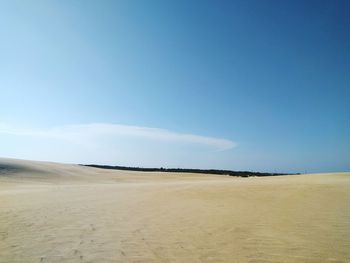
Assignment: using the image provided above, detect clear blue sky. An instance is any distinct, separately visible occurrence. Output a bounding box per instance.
[1,0,349,173]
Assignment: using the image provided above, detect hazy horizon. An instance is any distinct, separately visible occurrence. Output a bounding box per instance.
[1,0,349,173]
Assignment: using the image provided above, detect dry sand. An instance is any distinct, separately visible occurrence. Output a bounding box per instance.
[0,158,349,263]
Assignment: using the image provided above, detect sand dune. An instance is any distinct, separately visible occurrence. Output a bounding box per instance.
[0,158,349,262]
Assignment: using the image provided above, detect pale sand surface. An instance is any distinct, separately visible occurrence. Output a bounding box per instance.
[1,158,349,262]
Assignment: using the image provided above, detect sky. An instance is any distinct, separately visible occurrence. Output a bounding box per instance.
[0,0,349,173]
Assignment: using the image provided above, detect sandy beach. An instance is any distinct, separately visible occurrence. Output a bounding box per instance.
[1,158,349,262]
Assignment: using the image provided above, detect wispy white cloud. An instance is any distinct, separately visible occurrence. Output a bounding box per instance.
[0,123,236,151]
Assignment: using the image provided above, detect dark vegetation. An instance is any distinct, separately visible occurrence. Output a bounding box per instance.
[82,164,298,177]
[0,165,18,175]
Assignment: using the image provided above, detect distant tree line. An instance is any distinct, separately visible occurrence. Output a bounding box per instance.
[81,164,298,177]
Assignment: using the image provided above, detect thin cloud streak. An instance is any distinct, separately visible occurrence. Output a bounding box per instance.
[0,123,237,151]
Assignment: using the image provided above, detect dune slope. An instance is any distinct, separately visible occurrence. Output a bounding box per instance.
[1,158,349,262]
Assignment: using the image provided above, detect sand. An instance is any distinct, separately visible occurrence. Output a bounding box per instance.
[0,158,349,262]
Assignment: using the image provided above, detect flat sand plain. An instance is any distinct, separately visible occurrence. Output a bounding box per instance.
[1,158,349,263]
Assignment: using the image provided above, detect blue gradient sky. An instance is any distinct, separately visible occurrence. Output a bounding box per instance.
[1,0,349,172]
